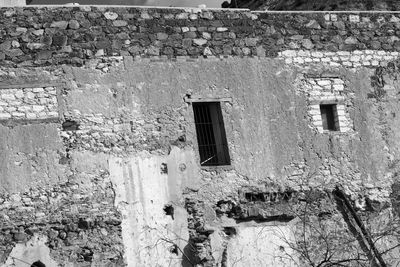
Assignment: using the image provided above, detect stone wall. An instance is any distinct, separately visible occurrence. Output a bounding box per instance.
[3,8,400,65]
[0,86,58,120]
[1,5,400,267]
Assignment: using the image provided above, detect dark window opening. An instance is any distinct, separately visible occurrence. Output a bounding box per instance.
[193,102,230,166]
[31,261,46,267]
[320,104,339,131]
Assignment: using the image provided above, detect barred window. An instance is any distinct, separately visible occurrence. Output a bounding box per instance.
[192,102,230,166]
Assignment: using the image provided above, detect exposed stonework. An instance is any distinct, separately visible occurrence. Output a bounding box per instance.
[3,8,400,64]
[0,86,58,120]
[278,50,400,67]
[1,5,400,267]
[299,77,353,133]
[222,0,400,11]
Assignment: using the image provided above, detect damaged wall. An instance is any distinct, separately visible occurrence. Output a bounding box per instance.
[1,5,400,267]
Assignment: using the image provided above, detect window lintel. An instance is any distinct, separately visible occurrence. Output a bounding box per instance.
[184,96,232,103]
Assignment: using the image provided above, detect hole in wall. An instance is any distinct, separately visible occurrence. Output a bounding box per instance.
[163,204,174,220]
[178,135,186,142]
[160,163,168,174]
[245,192,265,202]
[179,163,186,172]
[169,244,179,255]
[62,120,79,131]
[318,211,332,218]
[31,261,46,267]
[80,247,93,262]
[78,218,91,229]
[244,191,294,202]
[222,227,237,236]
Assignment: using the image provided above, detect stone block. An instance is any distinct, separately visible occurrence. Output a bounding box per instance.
[202,32,211,40]
[305,19,321,29]
[256,46,265,57]
[284,58,293,64]
[193,39,207,46]
[293,57,304,64]
[104,11,118,20]
[48,112,59,117]
[32,105,45,112]
[36,51,53,60]
[350,55,361,62]
[1,94,15,101]
[298,50,311,57]
[0,113,11,119]
[333,84,344,91]
[50,21,68,29]
[349,15,360,23]
[69,19,80,29]
[31,29,44,36]
[309,109,320,115]
[52,36,68,47]
[345,37,358,45]
[311,51,323,58]
[5,49,24,58]
[302,39,314,49]
[146,46,160,56]
[281,50,296,57]
[176,13,189,20]
[156,33,169,40]
[113,20,128,27]
[11,112,25,118]
[316,80,331,86]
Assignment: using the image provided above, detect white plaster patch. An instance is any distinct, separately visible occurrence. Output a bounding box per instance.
[222,225,298,267]
[109,147,198,267]
[3,235,59,267]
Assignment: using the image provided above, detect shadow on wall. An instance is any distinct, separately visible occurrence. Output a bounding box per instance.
[182,243,197,267]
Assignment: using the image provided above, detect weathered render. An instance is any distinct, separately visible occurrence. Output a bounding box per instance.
[1,5,400,267]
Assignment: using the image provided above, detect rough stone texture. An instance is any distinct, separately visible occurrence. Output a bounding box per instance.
[299,77,353,133]
[1,5,400,267]
[222,0,400,11]
[3,7,400,64]
[0,169,124,266]
[278,49,400,68]
[0,86,58,120]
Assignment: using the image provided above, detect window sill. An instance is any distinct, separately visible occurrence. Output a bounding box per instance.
[200,165,234,171]
[322,130,349,134]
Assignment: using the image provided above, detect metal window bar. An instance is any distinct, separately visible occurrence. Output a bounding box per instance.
[193,102,230,166]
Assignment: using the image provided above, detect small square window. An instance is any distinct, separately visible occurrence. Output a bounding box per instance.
[320,104,339,131]
[192,102,231,166]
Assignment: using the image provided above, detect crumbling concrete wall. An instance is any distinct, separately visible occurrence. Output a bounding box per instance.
[1,6,400,267]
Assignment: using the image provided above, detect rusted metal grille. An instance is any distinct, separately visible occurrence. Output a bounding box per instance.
[193,102,230,166]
